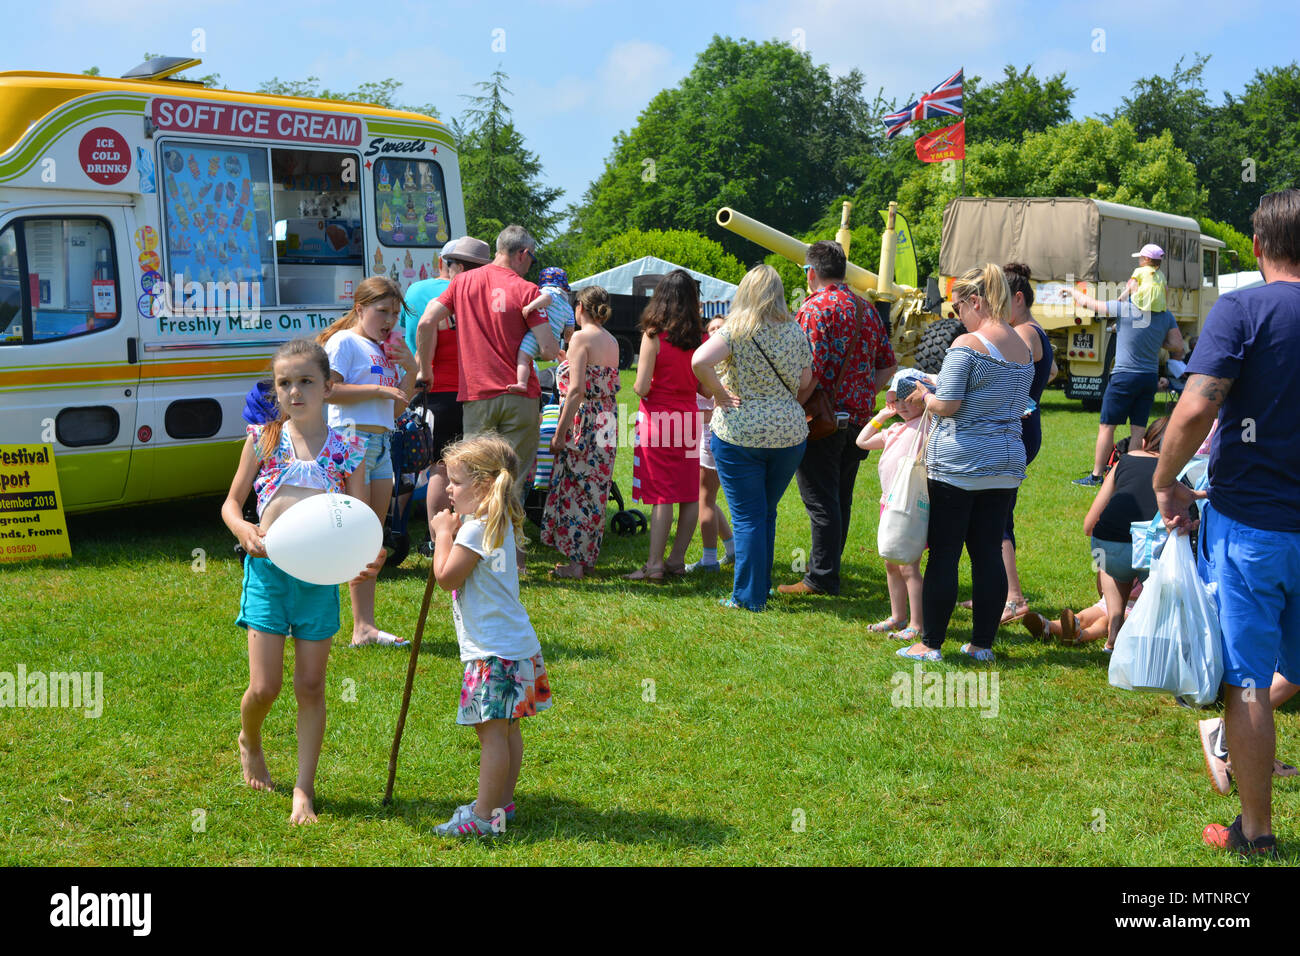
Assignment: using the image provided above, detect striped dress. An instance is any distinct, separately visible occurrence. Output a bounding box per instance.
[926,346,1034,490]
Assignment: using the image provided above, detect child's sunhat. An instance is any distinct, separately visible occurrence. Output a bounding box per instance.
[1132,243,1164,260]
[539,266,570,293]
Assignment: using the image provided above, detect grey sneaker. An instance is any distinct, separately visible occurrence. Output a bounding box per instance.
[720,549,735,566]
[434,803,498,838]
[685,559,722,573]
[1072,474,1104,487]
[456,801,515,823]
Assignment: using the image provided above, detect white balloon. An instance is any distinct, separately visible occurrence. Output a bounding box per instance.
[263,493,383,585]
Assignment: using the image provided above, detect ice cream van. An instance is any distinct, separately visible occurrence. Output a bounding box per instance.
[0,57,465,512]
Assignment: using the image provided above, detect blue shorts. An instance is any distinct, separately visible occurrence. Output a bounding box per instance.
[1199,502,1300,688]
[235,556,339,642]
[1091,535,1148,585]
[1100,371,1158,428]
[360,430,394,482]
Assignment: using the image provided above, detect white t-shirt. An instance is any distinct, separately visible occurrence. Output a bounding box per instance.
[324,329,402,430]
[451,516,540,663]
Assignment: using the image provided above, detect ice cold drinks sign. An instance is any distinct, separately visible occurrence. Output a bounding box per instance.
[148,98,363,146]
[78,127,130,185]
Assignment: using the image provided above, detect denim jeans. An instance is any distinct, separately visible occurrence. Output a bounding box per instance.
[711,435,806,611]
[793,428,869,594]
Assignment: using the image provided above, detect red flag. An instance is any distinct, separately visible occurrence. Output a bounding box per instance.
[914,120,966,163]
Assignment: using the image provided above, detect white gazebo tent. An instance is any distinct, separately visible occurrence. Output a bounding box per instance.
[571,256,739,316]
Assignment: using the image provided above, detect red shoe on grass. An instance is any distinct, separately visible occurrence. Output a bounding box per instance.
[1202,815,1278,859]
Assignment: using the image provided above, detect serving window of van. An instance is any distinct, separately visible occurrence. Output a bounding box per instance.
[373,158,449,249]
[157,141,364,309]
[0,218,121,345]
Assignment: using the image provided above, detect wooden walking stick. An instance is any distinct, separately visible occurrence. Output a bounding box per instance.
[383,554,440,805]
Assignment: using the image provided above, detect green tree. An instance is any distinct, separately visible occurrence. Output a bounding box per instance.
[963,64,1075,143]
[1200,218,1258,272]
[894,118,1206,279]
[572,36,877,261]
[1221,63,1300,231]
[453,70,563,244]
[571,229,745,285]
[256,75,438,118]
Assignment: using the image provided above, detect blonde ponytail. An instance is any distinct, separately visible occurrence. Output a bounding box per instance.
[442,434,528,554]
[952,263,1011,324]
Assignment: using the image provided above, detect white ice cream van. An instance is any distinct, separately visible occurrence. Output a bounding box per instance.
[0,57,464,511]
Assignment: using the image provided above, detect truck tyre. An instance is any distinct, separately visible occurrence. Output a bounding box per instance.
[916,317,963,374]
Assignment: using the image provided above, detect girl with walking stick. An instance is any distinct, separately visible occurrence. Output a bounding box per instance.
[429,435,552,837]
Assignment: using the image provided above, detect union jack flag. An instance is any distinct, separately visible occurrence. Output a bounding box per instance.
[881,68,964,139]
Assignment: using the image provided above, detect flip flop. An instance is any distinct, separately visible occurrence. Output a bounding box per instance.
[889,625,921,642]
[1000,600,1029,624]
[1057,609,1080,646]
[1022,612,1051,642]
[352,631,410,648]
[868,617,905,633]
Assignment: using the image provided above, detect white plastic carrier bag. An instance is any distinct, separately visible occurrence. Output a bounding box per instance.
[877,410,932,565]
[1108,531,1223,706]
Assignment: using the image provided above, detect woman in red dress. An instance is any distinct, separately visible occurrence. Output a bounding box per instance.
[625,270,705,581]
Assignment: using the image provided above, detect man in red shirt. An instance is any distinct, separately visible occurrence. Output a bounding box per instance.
[416,225,558,569]
[779,240,897,596]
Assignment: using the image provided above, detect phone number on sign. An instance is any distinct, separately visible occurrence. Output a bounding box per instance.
[4,544,37,555]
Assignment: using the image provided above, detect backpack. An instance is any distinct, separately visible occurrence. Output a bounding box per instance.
[390,389,436,475]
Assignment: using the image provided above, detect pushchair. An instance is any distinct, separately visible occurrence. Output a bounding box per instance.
[523,365,646,537]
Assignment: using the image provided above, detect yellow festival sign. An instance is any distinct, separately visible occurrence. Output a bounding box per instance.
[0,445,71,562]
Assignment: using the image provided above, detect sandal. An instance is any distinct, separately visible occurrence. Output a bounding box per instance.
[351,630,410,648]
[623,564,664,582]
[1021,612,1049,641]
[1057,609,1080,646]
[868,617,905,633]
[665,561,687,577]
[1000,599,1029,624]
[889,625,920,642]
[550,564,584,579]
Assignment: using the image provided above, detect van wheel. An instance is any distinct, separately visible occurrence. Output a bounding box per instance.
[916,317,963,374]
[617,336,635,370]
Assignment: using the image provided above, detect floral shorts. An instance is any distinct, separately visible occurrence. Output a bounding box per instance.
[457,653,552,725]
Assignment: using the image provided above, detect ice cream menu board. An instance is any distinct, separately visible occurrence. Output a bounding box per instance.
[161,145,267,296]
[375,159,449,248]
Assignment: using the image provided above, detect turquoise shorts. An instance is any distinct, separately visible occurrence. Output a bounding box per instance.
[235,556,339,642]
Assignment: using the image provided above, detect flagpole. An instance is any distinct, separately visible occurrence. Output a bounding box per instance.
[961,66,966,197]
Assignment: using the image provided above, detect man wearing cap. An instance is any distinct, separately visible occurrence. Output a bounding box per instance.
[1070,243,1186,486]
[1153,189,1300,857]
[415,225,558,571]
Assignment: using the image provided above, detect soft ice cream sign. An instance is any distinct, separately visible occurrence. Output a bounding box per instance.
[148,98,363,146]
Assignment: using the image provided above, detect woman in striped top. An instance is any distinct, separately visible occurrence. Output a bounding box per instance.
[898,264,1034,662]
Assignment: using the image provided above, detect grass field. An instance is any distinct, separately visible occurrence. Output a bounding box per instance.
[0,377,1289,866]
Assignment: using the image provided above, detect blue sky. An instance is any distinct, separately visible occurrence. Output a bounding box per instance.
[9,0,1299,226]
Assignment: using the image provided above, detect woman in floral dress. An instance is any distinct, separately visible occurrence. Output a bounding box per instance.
[542,286,622,579]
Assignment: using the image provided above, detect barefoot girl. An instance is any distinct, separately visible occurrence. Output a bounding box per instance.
[221,338,380,824]
[430,435,552,837]
[318,276,417,646]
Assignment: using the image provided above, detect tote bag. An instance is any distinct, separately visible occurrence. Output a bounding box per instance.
[877,411,932,564]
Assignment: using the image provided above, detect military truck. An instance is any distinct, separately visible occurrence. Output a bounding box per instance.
[716,197,1225,411]
[937,198,1225,409]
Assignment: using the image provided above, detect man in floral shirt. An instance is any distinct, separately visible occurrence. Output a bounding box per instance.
[779,241,897,597]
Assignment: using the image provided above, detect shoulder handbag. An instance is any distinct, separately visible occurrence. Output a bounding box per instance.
[389,389,436,475]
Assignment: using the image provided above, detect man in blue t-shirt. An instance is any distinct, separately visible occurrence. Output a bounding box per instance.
[1155,189,1300,859]
[1070,280,1185,485]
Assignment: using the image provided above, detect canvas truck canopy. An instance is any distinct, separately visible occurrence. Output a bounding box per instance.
[940,198,1206,289]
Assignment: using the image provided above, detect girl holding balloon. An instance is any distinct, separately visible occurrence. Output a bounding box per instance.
[221,337,382,825]
[429,434,552,838]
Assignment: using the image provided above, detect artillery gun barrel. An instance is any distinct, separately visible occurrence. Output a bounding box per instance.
[715,207,880,294]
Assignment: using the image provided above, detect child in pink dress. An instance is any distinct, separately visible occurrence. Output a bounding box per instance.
[857,375,932,642]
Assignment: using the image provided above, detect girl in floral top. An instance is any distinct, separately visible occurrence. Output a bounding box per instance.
[221,338,377,825]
